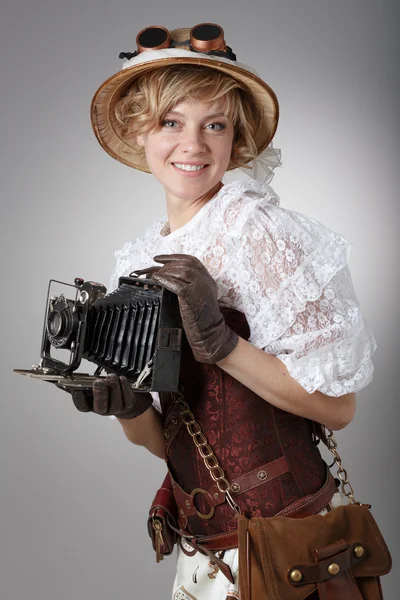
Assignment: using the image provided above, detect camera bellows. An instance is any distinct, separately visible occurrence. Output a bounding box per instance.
[85,288,160,377]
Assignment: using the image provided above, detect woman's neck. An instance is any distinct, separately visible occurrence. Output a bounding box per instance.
[165,181,223,234]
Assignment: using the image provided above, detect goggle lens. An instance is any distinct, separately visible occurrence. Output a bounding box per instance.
[137,26,169,49]
[191,24,221,42]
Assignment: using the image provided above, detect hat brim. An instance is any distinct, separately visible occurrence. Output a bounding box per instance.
[91,54,279,172]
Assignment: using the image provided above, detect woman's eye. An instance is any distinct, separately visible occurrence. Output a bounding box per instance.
[161,119,178,128]
[206,122,225,131]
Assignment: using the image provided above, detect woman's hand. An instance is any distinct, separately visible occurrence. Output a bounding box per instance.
[57,373,153,419]
[151,253,239,364]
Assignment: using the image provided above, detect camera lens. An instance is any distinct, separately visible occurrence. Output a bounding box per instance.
[48,310,64,337]
[46,296,77,350]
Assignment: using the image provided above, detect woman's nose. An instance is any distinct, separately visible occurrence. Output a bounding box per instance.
[181,128,207,154]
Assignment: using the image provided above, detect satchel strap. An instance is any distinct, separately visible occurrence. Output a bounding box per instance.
[323,427,358,504]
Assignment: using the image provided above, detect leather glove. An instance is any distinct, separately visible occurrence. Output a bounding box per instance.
[150,253,239,364]
[57,373,153,419]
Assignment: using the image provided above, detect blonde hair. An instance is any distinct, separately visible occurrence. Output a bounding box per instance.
[114,64,263,170]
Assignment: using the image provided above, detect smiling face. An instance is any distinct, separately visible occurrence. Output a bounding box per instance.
[136,98,234,205]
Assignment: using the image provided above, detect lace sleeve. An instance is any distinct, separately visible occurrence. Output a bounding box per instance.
[108,240,138,292]
[233,198,377,396]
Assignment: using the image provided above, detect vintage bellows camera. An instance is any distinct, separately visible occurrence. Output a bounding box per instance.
[14,272,183,392]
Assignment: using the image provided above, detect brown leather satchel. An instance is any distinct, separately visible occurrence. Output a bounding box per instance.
[235,422,392,599]
[148,389,392,599]
[237,503,392,600]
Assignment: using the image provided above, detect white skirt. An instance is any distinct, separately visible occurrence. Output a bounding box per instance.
[171,491,348,600]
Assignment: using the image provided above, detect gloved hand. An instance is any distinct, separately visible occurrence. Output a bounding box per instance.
[150,253,239,364]
[57,373,153,419]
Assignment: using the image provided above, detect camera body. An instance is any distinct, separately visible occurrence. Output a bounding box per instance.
[15,273,183,392]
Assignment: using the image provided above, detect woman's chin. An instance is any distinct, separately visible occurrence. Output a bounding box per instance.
[163,177,222,201]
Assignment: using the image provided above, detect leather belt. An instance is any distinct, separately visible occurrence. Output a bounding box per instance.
[166,468,339,584]
[212,455,291,498]
[169,455,290,527]
[195,469,338,552]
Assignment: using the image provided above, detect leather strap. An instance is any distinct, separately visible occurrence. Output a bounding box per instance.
[165,514,235,584]
[169,455,291,525]
[275,468,338,518]
[288,539,365,600]
[209,455,290,498]
[289,540,364,585]
[170,469,338,553]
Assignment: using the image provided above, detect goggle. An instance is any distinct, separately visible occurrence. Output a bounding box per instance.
[119,23,237,62]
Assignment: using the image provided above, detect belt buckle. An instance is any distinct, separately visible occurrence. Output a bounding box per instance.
[191,487,215,520]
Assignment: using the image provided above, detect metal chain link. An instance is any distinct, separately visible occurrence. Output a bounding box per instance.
[322,425,358,504]
[171,388,358,510]
[171,388,241,514]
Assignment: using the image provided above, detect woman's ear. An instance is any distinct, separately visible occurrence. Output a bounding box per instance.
[136,134,145,147]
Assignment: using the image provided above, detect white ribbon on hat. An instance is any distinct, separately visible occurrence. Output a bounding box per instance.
[223,141,282,185]
[238,142,282,184]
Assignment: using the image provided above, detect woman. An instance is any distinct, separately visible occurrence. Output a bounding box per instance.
[70,25,376,599]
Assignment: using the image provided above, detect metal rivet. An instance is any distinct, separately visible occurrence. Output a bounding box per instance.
[164,429,170,439]
[171,416,178,424]
[257,470,267,480]
[354,545,365,558]
[328,563,340,575]
[231,483,241,493]
[179,509,185,516]
[185,500,191,508]
[214,492,219,499]
[290,569,303,582]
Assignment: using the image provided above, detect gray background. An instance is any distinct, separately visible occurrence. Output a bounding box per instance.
[1,0,398,598]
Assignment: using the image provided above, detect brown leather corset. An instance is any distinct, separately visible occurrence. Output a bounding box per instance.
[160,307,327,537]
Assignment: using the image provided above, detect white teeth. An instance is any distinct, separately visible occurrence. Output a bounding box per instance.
[173,163,206,172]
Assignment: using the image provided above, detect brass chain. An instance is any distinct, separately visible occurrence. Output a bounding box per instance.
[171,388,241,514]
[171,389,357,509]
[322,426,358,504]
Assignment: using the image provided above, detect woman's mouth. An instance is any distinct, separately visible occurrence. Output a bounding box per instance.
[171,162,209,176]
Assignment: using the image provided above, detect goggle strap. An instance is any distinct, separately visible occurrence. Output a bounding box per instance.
[118,44,236,62]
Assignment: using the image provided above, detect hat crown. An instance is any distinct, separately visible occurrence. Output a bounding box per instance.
[169,27,191,49]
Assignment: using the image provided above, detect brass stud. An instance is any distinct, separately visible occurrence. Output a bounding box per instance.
[328,563,340,575]
[214,492,219,499]
[231,483,241,493]
[185,500,191,508]
[257,470,268,480]
[164,429,170,439]
[289,569,303,582]
[354,545,365,558]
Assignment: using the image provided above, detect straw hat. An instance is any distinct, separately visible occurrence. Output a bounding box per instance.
[90,27,280,173]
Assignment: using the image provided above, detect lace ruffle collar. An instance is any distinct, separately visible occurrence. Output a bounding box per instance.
[157,179,280,238]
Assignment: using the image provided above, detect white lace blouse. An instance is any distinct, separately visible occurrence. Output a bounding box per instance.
[109,179,376,404]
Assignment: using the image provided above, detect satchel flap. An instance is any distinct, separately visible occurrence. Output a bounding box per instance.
[238,505,391,600]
